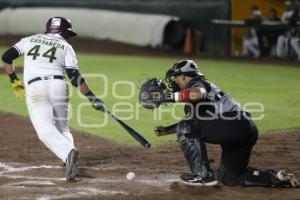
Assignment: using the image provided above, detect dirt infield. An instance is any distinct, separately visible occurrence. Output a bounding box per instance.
[1,36,300,199]
[0,112,300,200]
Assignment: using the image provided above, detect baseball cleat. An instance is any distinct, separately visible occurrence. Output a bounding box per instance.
[276,170,299,188]
[65,148,79,181]
[179,173,218,186]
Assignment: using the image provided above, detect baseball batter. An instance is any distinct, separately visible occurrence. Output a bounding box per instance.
[140,60,299,187]
[1,17,105,181]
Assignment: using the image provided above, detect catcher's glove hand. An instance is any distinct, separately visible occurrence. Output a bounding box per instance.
[139,78,174,109]
[12,80,25,98]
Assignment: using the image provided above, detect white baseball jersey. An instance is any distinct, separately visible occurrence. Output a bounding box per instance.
[13,33,78,162]
[281,10,294,23]
[13,33,78,84]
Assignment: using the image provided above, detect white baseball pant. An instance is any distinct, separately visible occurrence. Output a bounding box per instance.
[26,78,75,162]
[242,36,260,58]
[276,35,289,58]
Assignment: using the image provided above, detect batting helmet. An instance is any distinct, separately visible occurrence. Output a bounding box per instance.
[165,60,203,79]
[45,17,77,39]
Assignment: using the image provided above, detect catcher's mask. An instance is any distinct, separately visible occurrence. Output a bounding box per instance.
[165,60,203,92]
[45,17,77,39]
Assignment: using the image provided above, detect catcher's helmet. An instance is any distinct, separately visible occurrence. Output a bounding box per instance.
[45,17,77,39]
[165,60,203,78]
[164,60,203,92]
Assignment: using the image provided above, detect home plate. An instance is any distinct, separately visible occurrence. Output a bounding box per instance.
[5,181,56,187]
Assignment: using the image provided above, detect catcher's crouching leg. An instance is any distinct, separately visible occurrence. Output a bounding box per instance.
[176,120,217,186]
[217,163,241,186]
[217,118,259,186]
[218,165,300,188]
[239,167,299,188]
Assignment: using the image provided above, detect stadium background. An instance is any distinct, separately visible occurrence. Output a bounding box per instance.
[0,0,287,55]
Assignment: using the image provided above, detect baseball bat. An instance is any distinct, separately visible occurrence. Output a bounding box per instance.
[106,110,151,148]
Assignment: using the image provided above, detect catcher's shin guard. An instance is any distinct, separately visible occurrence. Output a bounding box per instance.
[176,120,212,178]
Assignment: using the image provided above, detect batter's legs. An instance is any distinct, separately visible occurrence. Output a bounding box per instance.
[26,83,74,162]
[53,102,74,146]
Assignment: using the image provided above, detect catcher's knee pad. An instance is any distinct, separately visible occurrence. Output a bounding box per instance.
[176,119,193,142]
[217,163,241,186]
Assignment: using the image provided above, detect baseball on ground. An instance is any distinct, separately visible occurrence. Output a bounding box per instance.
[126,172,135,180]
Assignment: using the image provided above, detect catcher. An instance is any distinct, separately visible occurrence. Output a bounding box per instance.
[139,59,299,187]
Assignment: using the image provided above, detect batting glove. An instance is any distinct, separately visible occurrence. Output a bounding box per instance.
[90,97,106,112]
[85,90,106,112]
[12,80,25,98]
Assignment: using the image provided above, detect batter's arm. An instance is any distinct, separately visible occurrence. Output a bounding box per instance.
[78,81,91,96]
[2,47,25,98]
[65,68,93,95]
[66,68,105,112]
[2,47,21,78]
[3,62,14,74]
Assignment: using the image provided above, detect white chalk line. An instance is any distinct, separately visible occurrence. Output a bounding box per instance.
[0,162,89,199]
[9,187,129,200]
[83,176,178,186]
[0,162,179,185]
[2,177,130,200]
[0,174,65,182]
[6,186,130,200]
[0,162,66,182]
[0,162,62,173]
[5,180,56,187]
[0,161,178,199]
[37,187,129,199]
[3,184,129,199]
[0,162,137,173]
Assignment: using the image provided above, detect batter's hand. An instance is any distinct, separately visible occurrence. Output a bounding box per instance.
[90,97,106,112]
[154,126,169,136]
[11,80,25,98]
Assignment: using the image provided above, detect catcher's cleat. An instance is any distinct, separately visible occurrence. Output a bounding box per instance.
[179,173,218,186]
[275,170,299,188]
[65,149,79,181]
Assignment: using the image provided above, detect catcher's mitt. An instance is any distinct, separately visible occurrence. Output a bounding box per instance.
[139,78,168,109]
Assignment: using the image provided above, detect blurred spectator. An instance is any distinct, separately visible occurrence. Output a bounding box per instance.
[281,0,294,23]
[295,0,300,39]
[242,6,264,58]
[262,9,282,56]
[268,8,281,21]
[276,0,300,61]
[289,0,300,60]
